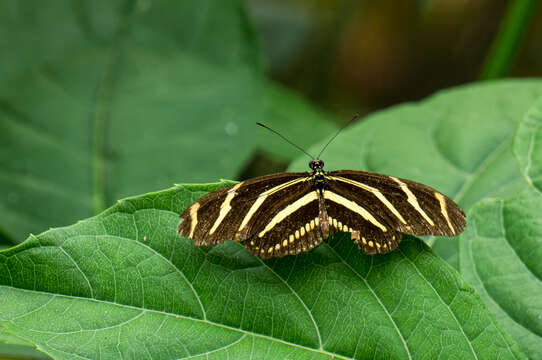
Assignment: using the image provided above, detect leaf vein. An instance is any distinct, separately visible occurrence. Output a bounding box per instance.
[324,244,412,360]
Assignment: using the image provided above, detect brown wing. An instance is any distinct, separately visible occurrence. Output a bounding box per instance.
[243,190,323,259]
[326,170,466,237]
[178,172,313,248]
[322,187,401,255]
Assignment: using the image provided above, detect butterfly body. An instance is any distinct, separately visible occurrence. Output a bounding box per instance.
[178,159,466,259]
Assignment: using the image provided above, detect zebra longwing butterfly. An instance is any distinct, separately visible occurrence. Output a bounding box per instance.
[178,119,466,259]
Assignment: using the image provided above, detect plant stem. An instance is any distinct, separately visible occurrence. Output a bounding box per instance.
[479,0,538,80]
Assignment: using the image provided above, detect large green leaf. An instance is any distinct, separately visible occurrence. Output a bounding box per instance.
[290,80,542,266]
[0,0,336,244]
[0,182,525,359]
[459,98,542,358]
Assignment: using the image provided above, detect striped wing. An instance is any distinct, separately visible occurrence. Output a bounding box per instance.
[243,190,323,259]
[322,188,401,255]
[326,170,466,254]
[178,172,317,255]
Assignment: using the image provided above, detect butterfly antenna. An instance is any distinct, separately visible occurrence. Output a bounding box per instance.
[256,122,315,160]
[316,113,359,159]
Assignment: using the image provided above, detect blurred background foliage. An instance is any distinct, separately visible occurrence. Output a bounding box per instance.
[248,0,541,114]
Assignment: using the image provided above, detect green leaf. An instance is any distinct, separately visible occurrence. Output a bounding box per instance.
[0,0,335,244]
[0,343,51,360]
[0,183,525,359]
[0,327,52,359]
[459,98,542,358]
[290,79,542,266]
[514,97,542,192]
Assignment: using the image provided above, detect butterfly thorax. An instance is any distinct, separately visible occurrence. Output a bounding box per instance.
[309,159,327,191]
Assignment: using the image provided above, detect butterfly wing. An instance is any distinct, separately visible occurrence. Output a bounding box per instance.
[242,188,323,258]
[178,172,317,254]
[322,182,400,255]
[325,170,466,254]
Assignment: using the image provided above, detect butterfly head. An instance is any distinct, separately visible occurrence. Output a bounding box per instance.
[309,159,324,171]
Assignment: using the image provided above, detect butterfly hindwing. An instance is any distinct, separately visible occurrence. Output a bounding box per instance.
[244,194,323,258]
[323,184,401,255]
[327,170,466,237]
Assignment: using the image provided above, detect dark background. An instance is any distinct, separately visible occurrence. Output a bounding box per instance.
[248,0,541,117]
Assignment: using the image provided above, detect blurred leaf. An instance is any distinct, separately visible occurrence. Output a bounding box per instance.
[0,0,261,82]
[0,345,51,360]
[459,98,542,358]
[0,331,52,360]
[0,182,525,359]
[514,97,542,191]
[479,0,539,80]
[0,0,335,244]
[290,79,542,267]
[259,83,337,160]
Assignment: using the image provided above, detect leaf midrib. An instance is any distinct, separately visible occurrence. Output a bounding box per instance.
[325,244,412,359]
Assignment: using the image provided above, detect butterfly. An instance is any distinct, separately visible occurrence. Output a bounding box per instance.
[178,119,466,259]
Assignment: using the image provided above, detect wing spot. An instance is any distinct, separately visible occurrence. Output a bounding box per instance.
[333,218,338,228]
[250,240,255,246]
[275,244,281,251]
[300,227,306,237]
[282,239,288,247]
[383,243,387,248]
[351,230,360,241]
[267,247,273,254]
[376,242,381,249]
[289,234,294,244]
[362,237,367,245]
[260,248,265,254]
[368,240,374,247]
[295,230,300,239]
[315,217,320,226]
[310,219,315,230]
[305,223,310,232]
